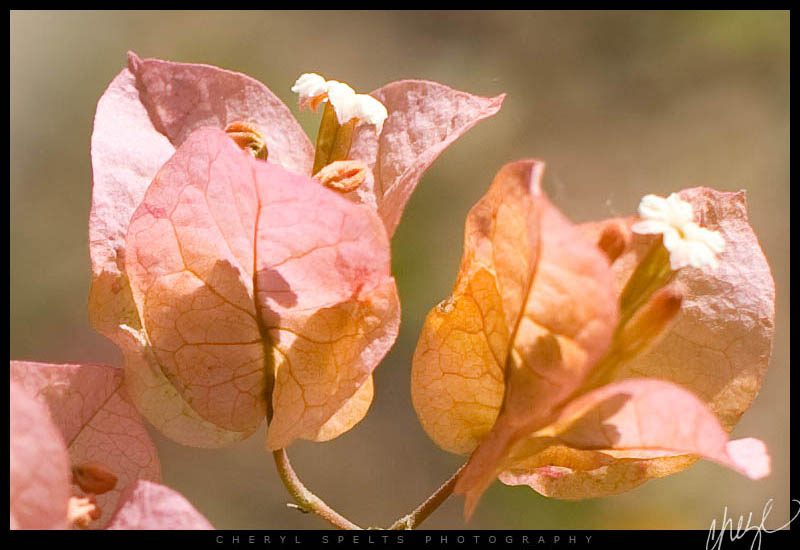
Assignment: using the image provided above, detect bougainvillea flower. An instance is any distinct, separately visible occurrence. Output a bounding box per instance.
[631,193,726,270]
[88,53,502,449]
[112,127,398,450]
[410,161,774,518]
[10,361,212,529]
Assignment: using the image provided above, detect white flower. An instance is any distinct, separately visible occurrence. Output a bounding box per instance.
[325,80,360,123]
[291,73,388,133]
[353,94,388,134]
[291,73,328,107]
[631,193,725,271]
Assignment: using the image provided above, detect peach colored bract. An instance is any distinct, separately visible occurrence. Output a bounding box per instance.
[410,161,774,518]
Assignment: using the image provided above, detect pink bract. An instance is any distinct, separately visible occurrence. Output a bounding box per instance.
[88,53,503,449]
[10,362,212,529]
[121,128,398,449]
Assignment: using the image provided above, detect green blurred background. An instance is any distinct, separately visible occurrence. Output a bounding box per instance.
[10,11,789,530]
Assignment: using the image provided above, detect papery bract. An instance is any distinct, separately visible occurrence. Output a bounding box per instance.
[499,379,769,494]
[505,187,775,499]
[412,160,619,516]
[10,379,71,530]
[348,80,504,235]
[10,361,161,528]
[89,52,313,349]
[106,480,213,530]
[9,363,212,529]
[89,53,502,448]
[411,163,774,517]
[121,127,398,449]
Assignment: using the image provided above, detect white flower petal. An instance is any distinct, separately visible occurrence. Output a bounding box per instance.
[291,73,328,100]
[631,220,671,236]
[667,241,692,270]
[326,81,360,124]
[354,94,388,133]
[660,227,682,252]
[665,193,694,226]
[325,81,388,133]
[687,240,719,270]
[638,194,670,220]
[634,193,724,272]
[684,222,726,254]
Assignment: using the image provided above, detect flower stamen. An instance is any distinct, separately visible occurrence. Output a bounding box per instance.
[224,121,269,161]
[596,219,632,263]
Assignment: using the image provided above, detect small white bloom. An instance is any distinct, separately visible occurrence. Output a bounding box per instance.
[631,193,725,271]
[292,73,388,133]
[326,80,388,132]
[353,94,388,134]
[665,222,726,270]
[325,80,359,123]
[638,193,694,228]
[291,73,328,105]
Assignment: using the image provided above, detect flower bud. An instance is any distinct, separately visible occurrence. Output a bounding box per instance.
[577,285,683,395]
[313,160,368,193]
[597,220,632,263]
[72,461,118,495]
[619,240,673,327]
[224,121,269,161]
[67,496,101,529]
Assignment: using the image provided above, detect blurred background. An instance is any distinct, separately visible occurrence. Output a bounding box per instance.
[10,11,789,530]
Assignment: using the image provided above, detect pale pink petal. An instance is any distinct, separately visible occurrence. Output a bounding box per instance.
[125,52,313,172]
[547,378,769,479]
[10,380,71,530]
[583,189,775,431]
[725,438,770,480]
[124,127,399,449]
[530,187,776,499]
[498,383,770,500]
[620,188,775,430]
[10,362,161,528]
[350,81,504,235]
[89,52,313,349]
[106,480,213,530]
[89,64,174,343]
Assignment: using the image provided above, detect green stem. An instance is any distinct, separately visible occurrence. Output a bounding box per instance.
[388,464,466,530]
[272,448,362,530]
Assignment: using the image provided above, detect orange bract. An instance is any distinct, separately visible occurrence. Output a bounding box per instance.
[413,160,619,516]
[411,163,774,517]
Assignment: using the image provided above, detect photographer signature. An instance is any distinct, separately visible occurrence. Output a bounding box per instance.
[706,499,799,550]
